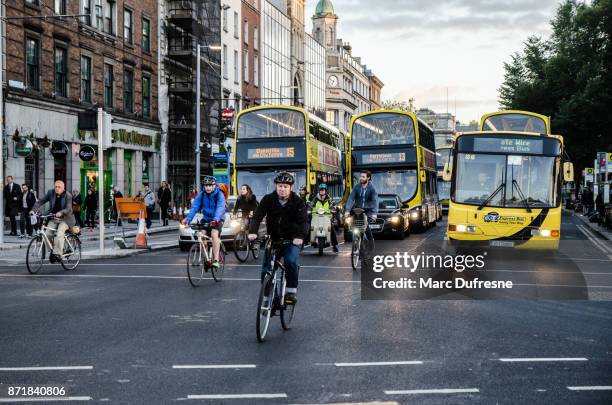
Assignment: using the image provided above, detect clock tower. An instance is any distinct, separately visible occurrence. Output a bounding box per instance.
[312,0,338,49]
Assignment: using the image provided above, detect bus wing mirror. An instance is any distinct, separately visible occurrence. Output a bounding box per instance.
[309,172,317,185]
[420,170,426,183]
[563,162,574,183]
[442,162,452,182]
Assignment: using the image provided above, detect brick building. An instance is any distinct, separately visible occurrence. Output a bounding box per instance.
[2,0,162,207]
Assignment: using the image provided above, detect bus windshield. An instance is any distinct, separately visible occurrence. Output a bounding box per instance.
[237,108,306,139]
[354,170,418,202]
[352,113,415,147]
[237,169,307,199]
[437,179,451,200]
[455,153,559,208]
[436,148,452,170]
[482,114,547,133]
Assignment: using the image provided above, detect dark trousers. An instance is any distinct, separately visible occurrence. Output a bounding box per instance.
[86,209,96,228]
[9,215,17,234]
[160,204,169,226]
[75,211,84,227]
[146,207,153,228]
[330,225,338,246]
[19,211,33,236]
[262,243,300,289]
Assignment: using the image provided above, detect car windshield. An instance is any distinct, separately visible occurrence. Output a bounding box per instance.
[237,108,306,139]
[436,148,452,170]
[351,113,415,147]
[482,113,547,133]
[237,170,307,199]
[354,170,417,202]
[379,197,399,210]
[437,179,451,200]
[455,153,559,208]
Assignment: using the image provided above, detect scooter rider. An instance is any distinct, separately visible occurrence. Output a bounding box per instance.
[248,172,308,304]
[312,183,339,253]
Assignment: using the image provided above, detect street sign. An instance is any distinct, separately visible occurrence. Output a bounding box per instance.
[14,138,33,157]
[213,152,228,162]
[51,141,68,159]
[221,108,235,120]
[79,145,96,162]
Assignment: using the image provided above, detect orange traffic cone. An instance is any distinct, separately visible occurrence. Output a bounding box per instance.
[135,217,148,249]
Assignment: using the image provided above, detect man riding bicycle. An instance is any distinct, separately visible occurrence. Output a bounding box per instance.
[33,180,77,263]
[182,176,226,269]
[248,172,308,304]
[345,170,379,240]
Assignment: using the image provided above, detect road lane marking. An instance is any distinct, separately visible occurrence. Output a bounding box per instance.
[496,358,587,362]
[384,388,479,395]
[567,386,612,391]
[0,274,359,283]
[186,393,287,399]
[43,263,355,270]
[334,361,423,367]
[0,366,93,371]
[576,225,612,254]
[0,397,92,402]
[173,364,256,369]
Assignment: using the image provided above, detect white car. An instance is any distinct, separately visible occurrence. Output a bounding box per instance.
[178,196,265,251]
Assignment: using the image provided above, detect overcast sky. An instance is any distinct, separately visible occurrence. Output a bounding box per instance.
[305,0,561,123]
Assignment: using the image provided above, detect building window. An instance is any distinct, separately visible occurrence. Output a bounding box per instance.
[222,45,228,79]
[222,7,228,32]
[142,17,151,51]
[233,12,238,39]
[104,0,114,34]
[233,50,239,84]
[124,9,133,45]
[124,68,134,113]
[25,37,40,91]
[104,63,114,108]
[82,0,91,25]
[54,0,66,14]
[80,55,92,103]
[26,0,40,6]
[254,55,259,87]
[243,49,249,83]
[95,0,103,30]
[54,46,67,97]
[243,21,249,45]
[142,75,151,118]
[254,27,258,50]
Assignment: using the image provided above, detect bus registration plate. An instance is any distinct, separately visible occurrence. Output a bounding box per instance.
[490,240,514,248]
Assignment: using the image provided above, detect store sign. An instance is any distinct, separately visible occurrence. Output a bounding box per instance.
[51,141,69,159]
[248,147,295,160]
[111,129,153,147]
[15,138,34,157]
[79,145,96,162]
[361,152,406,165]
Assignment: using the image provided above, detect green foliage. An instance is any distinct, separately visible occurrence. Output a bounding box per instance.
[498,0,612,171]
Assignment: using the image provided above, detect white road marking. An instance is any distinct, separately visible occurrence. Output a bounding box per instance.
[567,386,612,391]
[0,397,92,402]
[186,393,287,400]
[173,364,256,369]
[384,388,479,395]
[0,366,93,371]
[45,263,355,270]
[576,225,612,254]
[334,361,423,367]
[496,358,587,362]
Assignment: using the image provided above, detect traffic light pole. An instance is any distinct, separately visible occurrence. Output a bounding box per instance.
[97,108,105,254]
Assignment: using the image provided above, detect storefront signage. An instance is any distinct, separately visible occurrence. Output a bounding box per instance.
[79,145,96,162]
[361,152,406,165]
[111,129,153,147]
[15,138,34,157]
[247,147,295,160]
[51,141,69,160]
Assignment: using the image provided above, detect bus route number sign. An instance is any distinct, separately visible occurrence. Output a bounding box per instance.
[248,147,295,159]
[362,152,406,165]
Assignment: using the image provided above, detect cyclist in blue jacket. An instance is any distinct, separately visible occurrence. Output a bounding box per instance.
[182,176,226,268]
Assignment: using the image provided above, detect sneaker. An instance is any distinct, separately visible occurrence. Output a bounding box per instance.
[332,245,339,253]
[211,260,220,269]
[284,293,297,305]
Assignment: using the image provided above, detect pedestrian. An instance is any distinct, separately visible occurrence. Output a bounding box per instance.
[157,181,172,226]
[19,183,36,238]
[4,176,21,236]
[143,184,155,229]
[84,189,97,230]
[595,191,605,226]
[72,190,84,228]
[112,186,123,226]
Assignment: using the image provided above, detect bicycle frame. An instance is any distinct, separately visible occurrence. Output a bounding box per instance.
[34,217,77,260]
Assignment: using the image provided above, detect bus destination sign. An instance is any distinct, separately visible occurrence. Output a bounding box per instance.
[361,152,406,165]
[248,146,295,160]
[474,138,544,154]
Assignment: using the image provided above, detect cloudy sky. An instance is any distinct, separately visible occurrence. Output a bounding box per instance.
[305,0,561,123]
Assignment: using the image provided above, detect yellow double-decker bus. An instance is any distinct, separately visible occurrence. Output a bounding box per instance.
[445,111,574,250]
[348,110,441,233]
[232,106,344,200]
[436,145,453,214]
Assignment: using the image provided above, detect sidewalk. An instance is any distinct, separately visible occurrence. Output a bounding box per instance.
[0,220,179,251]
[568,209,612,240]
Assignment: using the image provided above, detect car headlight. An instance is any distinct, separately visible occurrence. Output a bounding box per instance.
[389,216,400,224]
[409,211,420,219]
[230,220,240,228]
[179,223,188,229]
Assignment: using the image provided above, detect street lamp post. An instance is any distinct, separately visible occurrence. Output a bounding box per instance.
[195,44,221,192]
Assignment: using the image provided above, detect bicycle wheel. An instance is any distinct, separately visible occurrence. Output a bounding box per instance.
[280,272,296,331]
[187,243,205,287]
[351,235,361,271]
[233,231,249,262]
[212,243,226,282]
[256,273,275,342]
[251,239,261,260]
[26,236,45,274]
[61,235,82,271]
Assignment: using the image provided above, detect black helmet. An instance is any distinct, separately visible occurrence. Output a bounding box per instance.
[274,172,295,185]
[202,175,216,186]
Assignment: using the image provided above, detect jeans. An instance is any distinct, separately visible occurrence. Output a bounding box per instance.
[262,243,300,289]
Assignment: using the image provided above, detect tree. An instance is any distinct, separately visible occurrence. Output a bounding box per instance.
[382,99,415,112]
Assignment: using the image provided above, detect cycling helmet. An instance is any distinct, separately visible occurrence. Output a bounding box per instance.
[319,183,328,190]
[274,172,295,185]
[299,185,307,192]
[202,175,216,186]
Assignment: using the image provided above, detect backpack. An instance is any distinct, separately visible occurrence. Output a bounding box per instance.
[218,184,229,208]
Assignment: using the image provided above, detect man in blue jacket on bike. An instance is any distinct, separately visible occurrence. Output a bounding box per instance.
[182,176,226,268]
[345,169,379,241]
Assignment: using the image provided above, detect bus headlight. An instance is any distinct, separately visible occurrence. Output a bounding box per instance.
[452,224,477,233]
[531,229,559,237]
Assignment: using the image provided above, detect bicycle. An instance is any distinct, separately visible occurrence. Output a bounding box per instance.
[348,208,375,271]
[232,212,260,262]
[186,222,227,286]
[26,214,82,274]
[256,236,297,342]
